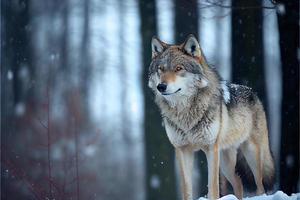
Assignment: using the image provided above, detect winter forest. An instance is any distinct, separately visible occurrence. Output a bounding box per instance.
[1,0,299,199]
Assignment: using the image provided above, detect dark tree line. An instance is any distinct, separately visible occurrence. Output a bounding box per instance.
[1,0,93,199]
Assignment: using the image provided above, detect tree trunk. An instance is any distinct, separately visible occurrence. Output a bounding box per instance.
[231,0,267,107]
[61,0,69,73]
[2,0,33,106]
[138,0,177,199]
[175,0,198,42]
[78,0,91,121]
[277,0,299,194]
[1,1,32,199]
[80,0,90,101]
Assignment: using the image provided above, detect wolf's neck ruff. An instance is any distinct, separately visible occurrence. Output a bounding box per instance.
[156,85,221,135]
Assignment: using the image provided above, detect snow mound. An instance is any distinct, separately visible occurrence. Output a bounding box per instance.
[197,191,300,200]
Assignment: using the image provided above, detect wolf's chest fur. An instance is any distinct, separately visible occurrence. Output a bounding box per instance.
[157,96,221,149]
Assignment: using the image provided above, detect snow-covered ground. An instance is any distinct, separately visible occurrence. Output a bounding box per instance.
[197,191,300,200]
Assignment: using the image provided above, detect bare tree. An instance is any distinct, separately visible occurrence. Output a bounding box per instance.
[139,0,177,199]
[61,0,69,73]
[277,0,299,195]
[2,0,33,106]
[2,1,34,198]
[80,0,91,105]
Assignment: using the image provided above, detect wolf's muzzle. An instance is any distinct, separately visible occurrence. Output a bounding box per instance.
[157,83,167,93]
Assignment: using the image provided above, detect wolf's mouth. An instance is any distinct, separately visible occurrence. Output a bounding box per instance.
[162,88,181,96]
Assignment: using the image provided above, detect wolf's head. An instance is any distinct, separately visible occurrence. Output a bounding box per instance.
[148,34,213,104]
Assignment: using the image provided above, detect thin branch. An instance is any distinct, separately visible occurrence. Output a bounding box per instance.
[73,118,80,200]
[43,177,65,198]
[3,158,44,200]
[37,118,48,130]
[198,0,276,10]
[198,10,232,19]
[46,86,53,200]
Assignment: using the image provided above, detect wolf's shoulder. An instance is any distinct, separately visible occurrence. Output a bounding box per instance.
[220,81,257,106]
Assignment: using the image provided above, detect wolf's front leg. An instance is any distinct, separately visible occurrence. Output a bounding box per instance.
[206,143,220,199]
[176,147,194,200]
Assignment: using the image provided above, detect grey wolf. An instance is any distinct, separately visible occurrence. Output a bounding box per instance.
[148,34,275,200]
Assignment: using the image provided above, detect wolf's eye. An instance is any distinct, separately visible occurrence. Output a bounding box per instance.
[175,66,183,72]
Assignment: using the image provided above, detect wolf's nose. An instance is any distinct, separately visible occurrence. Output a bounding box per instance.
[157,83,167,93]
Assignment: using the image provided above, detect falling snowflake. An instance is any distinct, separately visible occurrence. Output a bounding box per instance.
[7,70,13,80]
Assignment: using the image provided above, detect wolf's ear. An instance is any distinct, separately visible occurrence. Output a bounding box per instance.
[151,36,167,58]
[182,34,201,58]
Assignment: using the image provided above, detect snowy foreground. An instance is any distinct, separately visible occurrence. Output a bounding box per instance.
[197,191,300,200]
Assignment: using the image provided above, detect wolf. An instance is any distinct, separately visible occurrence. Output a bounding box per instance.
[148,34,275,200]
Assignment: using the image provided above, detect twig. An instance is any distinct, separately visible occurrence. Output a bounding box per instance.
[198,0,276,10]
[73,118,80,200]
[37,118,48,129]
[3,158,44,200]
[43,177,65,198]
[46,86,53,200]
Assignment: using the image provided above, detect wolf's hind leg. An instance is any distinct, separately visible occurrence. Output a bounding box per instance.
[220,173,228,196]
[220,148,243,199]
[241,140,265,195]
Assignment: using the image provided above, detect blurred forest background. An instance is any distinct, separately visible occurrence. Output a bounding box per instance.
[1,0,299,199]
